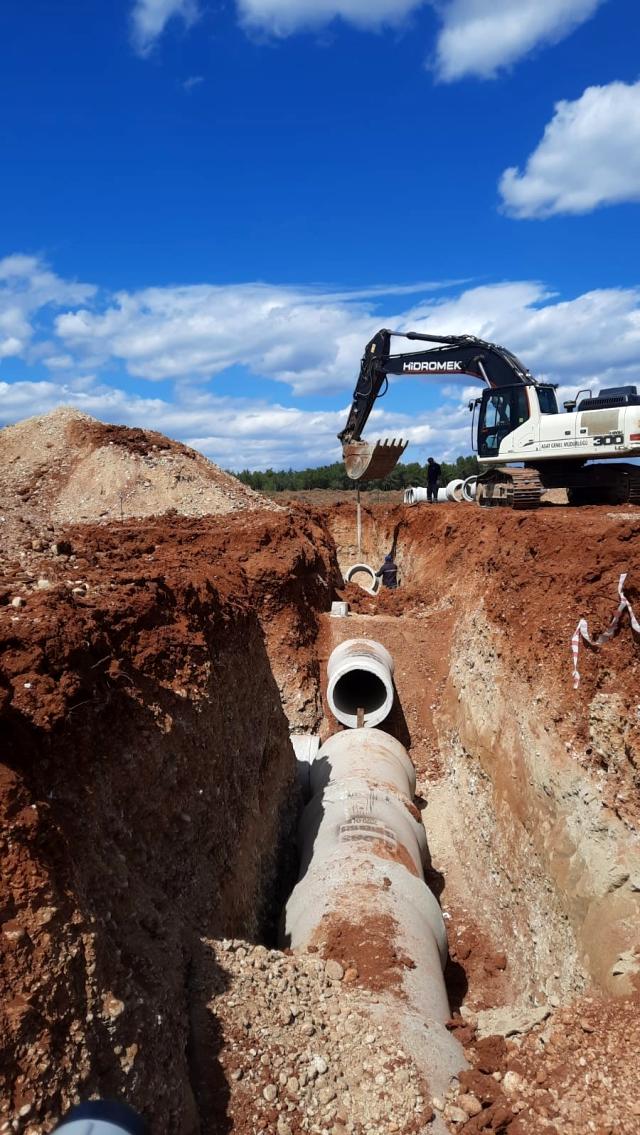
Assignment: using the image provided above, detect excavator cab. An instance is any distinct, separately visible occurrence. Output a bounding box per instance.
[476,386,530,457]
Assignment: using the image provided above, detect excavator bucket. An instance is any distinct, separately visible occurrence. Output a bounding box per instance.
[343,438,408,482]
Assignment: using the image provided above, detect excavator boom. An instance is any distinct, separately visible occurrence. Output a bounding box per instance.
[338,328,534,481]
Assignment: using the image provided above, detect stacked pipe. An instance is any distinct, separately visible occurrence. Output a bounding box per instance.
[284,640,464,1097]
[403,476,477,505]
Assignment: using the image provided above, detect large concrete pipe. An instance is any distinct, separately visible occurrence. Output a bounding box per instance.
[344,562,380,595]
[327,638,394,729]
[445,477,465,502]
[404,486,428,505]
[405,482,467,504]
[284,728,464,1102]
[462,475,477,502]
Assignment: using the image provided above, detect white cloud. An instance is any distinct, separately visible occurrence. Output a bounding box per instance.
[400,281,640,385]
[433,0,604,82]
[0,254,95,362]
[49,270,640,400]
[500,79,640,218]
[54,280,456,395]
[236,0,423,36]
[183,74,205,91]
[131,0,200,55]
[4,251,640,469]
[0,377,468,469]
[130,0,603,78]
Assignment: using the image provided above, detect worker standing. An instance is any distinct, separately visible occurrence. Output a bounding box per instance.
[376,553,398,589]
[426,457,441,503]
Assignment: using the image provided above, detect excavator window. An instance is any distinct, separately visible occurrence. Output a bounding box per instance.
[478,387,530,457]
[537,387,559,415]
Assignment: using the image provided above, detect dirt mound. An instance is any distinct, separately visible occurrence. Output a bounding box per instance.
[203,938,432,1134]
[0,407,278,569]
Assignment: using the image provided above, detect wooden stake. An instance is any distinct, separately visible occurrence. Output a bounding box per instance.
[356,706,365,729]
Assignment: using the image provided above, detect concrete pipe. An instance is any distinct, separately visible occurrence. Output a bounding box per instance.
[462,475,477,502]
[290,734,321,801]
[327,638,394,729]
[283,727,464,1097]
[445,477,465,502]
[344,562,380,595]
[403,486,429,505]
[436,487,448,503]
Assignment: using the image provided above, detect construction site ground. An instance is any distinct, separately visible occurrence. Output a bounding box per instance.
[1,411,640,1135]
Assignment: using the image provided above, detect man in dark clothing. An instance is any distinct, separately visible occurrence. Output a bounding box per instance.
[426,456,441,503]
[376,553,398,589]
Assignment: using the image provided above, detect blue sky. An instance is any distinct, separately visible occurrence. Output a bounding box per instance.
[1,0,639,468]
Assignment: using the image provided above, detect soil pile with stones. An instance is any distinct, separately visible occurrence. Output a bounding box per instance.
[204,938,433,1135]
[0,407,277,575]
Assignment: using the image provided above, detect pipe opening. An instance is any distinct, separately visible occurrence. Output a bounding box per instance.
[345,563,380,594]
[332,668,387,718]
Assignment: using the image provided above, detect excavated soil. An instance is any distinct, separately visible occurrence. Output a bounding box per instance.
[2,413,640,1135]
[0,408,278,576]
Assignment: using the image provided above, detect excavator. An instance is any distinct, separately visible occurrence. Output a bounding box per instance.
[338,328,640,508]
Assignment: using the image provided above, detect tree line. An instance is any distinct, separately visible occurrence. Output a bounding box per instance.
[236,454,479,493]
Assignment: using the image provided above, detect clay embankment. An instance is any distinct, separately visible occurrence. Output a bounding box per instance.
[0,412,341,1131]
[322,498,640,1133]
[327,499,640,989]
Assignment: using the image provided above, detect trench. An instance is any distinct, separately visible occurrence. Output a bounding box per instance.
[2,501,640,1134]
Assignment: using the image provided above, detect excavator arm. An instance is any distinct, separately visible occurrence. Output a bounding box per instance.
[338,328,536,480]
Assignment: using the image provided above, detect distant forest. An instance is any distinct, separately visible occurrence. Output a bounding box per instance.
[236,454,479,492]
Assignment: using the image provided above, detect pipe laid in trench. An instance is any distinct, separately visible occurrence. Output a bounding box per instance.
[326,638,394,729]
[284,727,464,1095]
[344,562,380,595]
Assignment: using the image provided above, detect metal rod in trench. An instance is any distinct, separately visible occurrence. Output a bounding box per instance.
[356,487,362,559]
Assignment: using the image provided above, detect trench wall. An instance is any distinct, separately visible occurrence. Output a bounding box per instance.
[0,508,340,1133]
[325,500,640,999]
[445,606,640,995]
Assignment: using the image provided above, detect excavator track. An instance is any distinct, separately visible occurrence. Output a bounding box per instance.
[477,466,543,510]
[627,469,640,505]
[552,463,640,506]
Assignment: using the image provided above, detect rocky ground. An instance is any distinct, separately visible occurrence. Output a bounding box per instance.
[446,994,640,1134]
[202,939,431,1135]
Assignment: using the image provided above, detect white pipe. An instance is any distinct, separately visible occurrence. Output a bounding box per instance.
[445,477,465,502]
[284,728,464,1094]
[327,638,394,729]
[403,486,429,505]
[405,482,469,504]
[344,562,380,595]
[462,475,477,502]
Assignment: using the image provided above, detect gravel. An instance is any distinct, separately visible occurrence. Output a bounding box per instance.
[204,938,434,1135]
